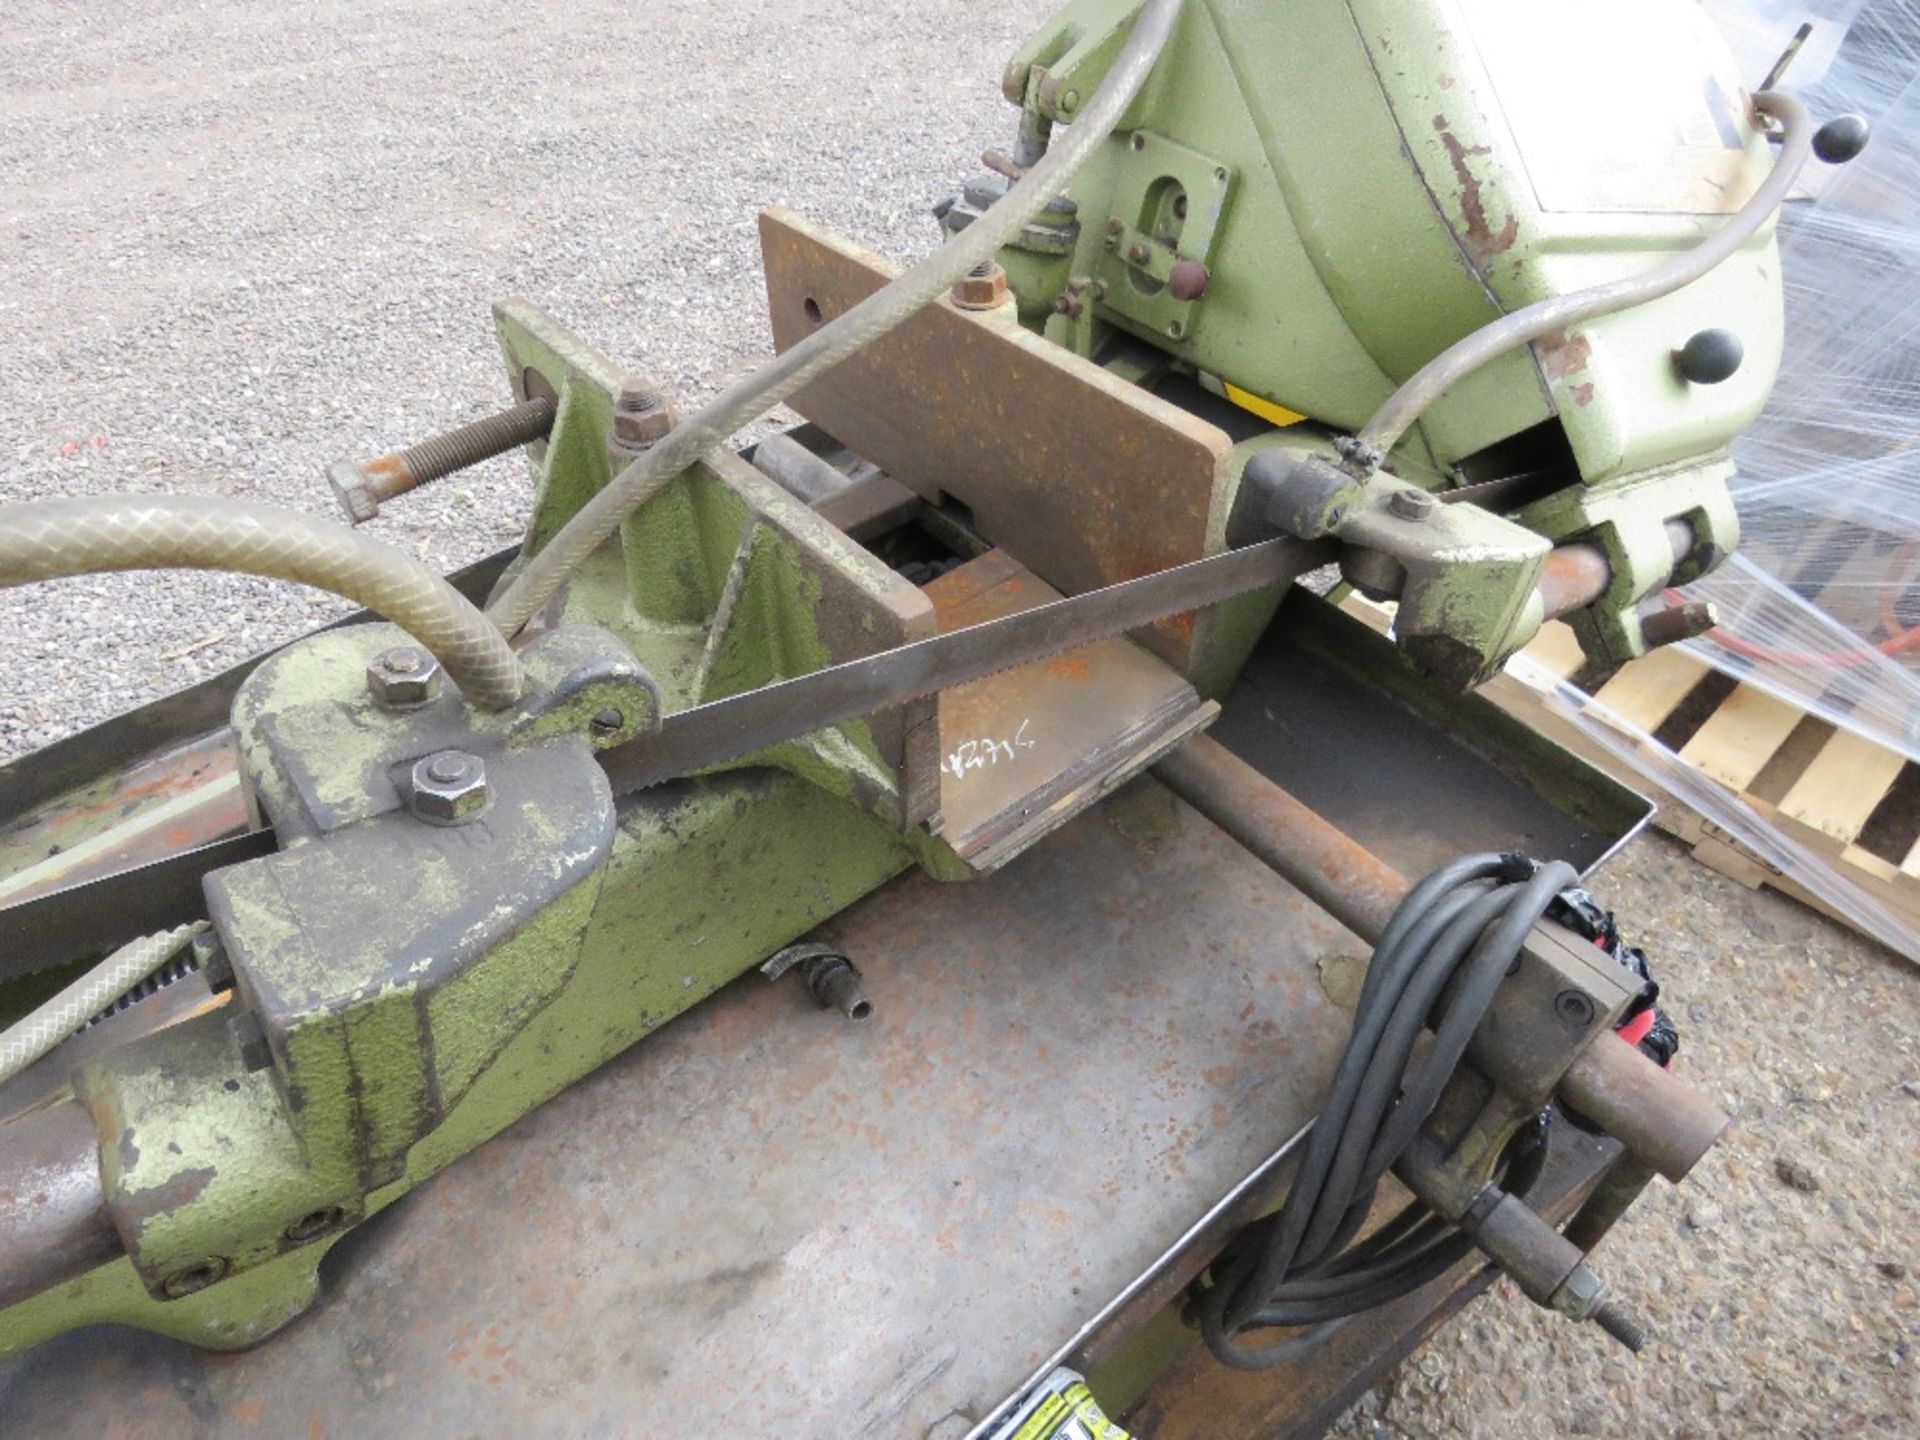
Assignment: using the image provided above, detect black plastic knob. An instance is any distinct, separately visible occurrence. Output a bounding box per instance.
[1673,329,1744,385]
[1812,113,1870,164]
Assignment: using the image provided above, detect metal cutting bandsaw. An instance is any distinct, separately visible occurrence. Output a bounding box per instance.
[0,1,1870,1432]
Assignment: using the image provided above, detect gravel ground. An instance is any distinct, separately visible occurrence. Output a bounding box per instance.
[2,3,1916,1437]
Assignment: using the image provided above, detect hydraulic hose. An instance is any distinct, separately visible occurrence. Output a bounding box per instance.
[1352,91,1815,467]
[484,0,1187,638]
[1192,853,1578,1369]
[0,924,202,1087]
[0,495,525,709]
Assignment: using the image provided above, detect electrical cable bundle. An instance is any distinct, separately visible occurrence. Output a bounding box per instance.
[1191,853,1577,1370]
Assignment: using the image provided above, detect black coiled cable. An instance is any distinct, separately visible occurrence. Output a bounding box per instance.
[1192,852,1578,1369]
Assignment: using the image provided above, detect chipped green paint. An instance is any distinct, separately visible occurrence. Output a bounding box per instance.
[2,301,950,1355]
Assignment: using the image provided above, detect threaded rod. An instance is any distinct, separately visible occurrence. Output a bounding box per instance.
[390,396,556,491]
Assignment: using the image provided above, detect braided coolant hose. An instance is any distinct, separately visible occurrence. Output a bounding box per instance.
[483,0,1187,638]
[0,924,203,1086]
[0,495,525,708]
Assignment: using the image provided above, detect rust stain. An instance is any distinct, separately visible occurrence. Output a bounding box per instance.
[1431,114,1517,263]
[1536,328,1594,381]
[233,1400,266,1425]
[361,454,410,484]
[121,1164,216,1228]
[1046,654,1092,684]
[1571,382,1596,408]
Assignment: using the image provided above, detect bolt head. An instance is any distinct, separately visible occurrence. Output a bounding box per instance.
[411,749,489,824]
[1554,988,1597,1028]
[951,262,1010,310]
[326,460,379,525]
[367,647,442,708]
[1389,487,1439,521]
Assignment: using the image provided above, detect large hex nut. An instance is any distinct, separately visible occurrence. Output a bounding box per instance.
[410,750,489,824]
[367,646,442,709]
[612,380,676,448]
[951,262,1009,310]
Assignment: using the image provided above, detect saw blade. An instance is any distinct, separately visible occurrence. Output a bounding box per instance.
[599,537,1319,795]
[0,540,1314,978]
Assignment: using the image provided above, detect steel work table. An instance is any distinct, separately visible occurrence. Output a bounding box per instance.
[0,607,1641,1436]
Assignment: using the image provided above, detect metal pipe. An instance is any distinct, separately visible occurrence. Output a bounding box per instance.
[1354,91,1815,467]
[1536,519,1695,622]
[0,1099,120,1307]
[1558,1037,1728,1183]
[1154,736,1402,941]
[1154,733,1728,1182]
[751,433,855,506]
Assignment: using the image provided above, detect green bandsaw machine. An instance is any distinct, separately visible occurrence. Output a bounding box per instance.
[0,1,1869,1432]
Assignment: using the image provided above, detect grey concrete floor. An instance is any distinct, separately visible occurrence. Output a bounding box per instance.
[2,3,1915,1437]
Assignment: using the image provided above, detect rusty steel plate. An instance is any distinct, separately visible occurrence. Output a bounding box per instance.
[0,778,1362,1436]
[760,207,1236,673]
[926,548,1212,873]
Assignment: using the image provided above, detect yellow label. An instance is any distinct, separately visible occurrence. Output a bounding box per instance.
[1224,382,1307,428]
[1009,1382,1132,1440]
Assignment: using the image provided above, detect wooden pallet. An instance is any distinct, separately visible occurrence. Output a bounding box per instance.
[1343,600,1920,950]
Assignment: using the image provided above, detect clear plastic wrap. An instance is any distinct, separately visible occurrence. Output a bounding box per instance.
[1684,1,1920,762]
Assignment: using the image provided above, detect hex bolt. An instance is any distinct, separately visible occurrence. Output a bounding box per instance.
[1389,488,1439,522]
[366,645,442,709]
[326,395,557,524]
[1126,242,1151,266]
[1554,989,1597,1028]
[410,749,490,825]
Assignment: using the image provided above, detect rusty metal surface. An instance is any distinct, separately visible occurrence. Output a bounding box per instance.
[0,1099,120,1309]
[925,549,1211,873]
[1207,593,1652,883]
[760,207,1234,671]
[1560,1036,1731,1184]
[0,730,248,911]
[0,777,1362,1437]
